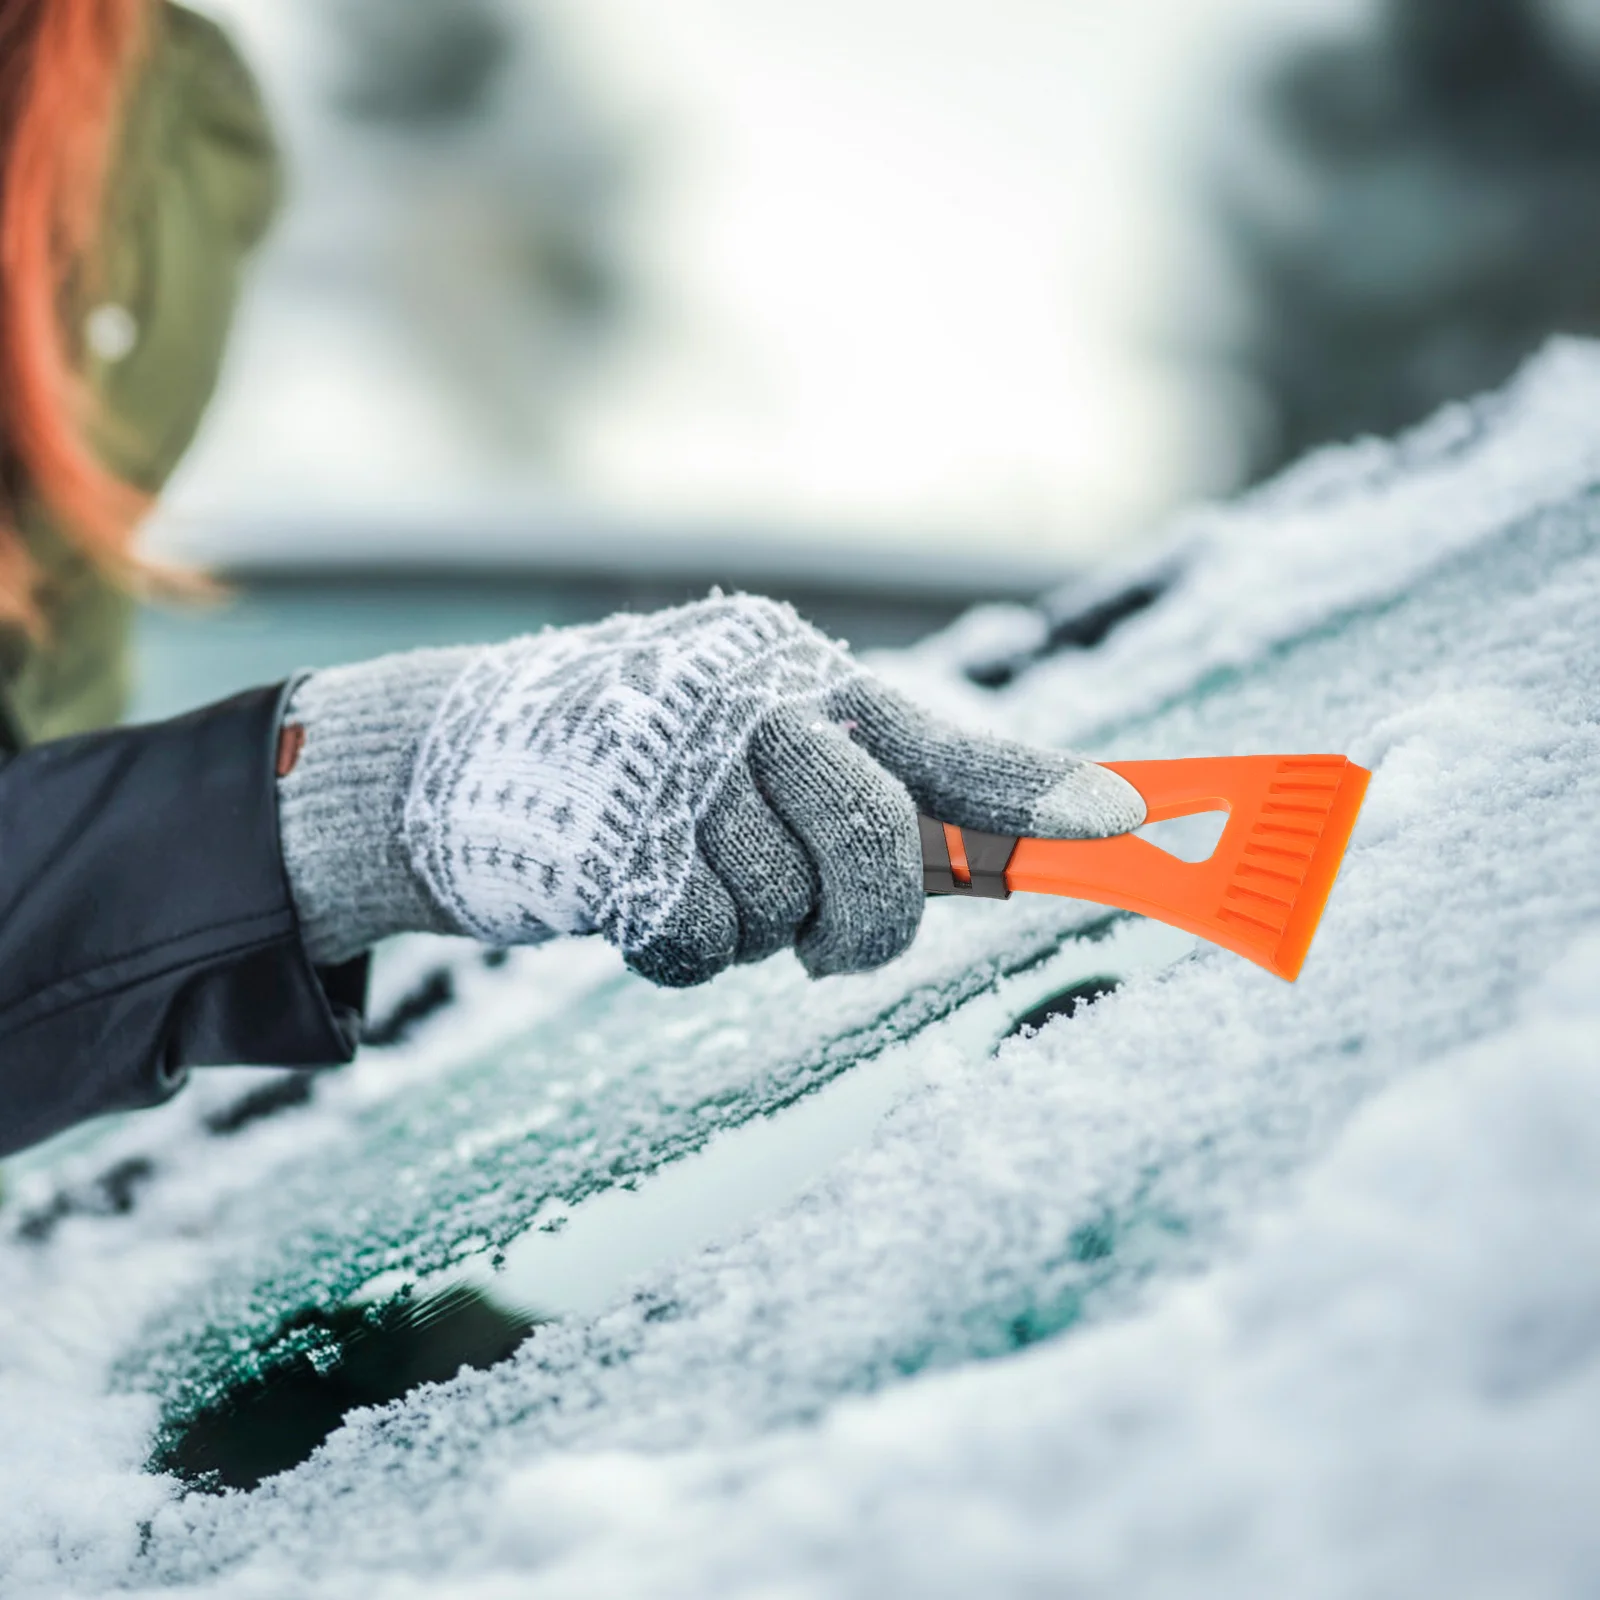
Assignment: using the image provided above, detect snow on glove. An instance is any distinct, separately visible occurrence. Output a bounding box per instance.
[276,595,1145,985]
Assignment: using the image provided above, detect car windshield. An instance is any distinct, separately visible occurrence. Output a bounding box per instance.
[4,344,1600,1596]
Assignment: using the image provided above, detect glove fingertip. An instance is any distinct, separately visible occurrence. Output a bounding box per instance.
[1031,762,1147,838]
[796,868,923,979]
[797,921,913,980]
[624,862,740,988]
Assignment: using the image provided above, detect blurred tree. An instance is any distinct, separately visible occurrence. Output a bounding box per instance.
[285,0,630,460]
[328,0,508,126]
[1208,0,1600,482]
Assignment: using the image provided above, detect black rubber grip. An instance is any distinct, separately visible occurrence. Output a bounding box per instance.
[918,815,1017,900]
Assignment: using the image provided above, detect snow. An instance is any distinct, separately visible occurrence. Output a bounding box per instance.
[4,339,1600,1597]
[460,937,1600,1600]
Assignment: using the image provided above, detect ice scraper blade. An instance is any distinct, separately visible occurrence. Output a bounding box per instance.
[919,754,1370,981]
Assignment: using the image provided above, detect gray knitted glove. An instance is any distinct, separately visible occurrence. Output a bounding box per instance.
[276,595,1145,985]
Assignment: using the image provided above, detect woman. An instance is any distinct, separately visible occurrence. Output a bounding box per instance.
[0,0,1144,1157]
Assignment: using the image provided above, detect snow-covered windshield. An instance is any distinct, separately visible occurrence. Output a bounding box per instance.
[4,342,1600,1597]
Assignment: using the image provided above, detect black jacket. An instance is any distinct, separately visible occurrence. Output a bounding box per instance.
[0,685,367,1157]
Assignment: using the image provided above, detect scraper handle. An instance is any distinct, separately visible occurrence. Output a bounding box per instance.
[918,815,1017,898]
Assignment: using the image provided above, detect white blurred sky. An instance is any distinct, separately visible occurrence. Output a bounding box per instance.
[173,0,1362,564]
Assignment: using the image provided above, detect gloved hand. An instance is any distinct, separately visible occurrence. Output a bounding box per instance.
[276,595,1145,985]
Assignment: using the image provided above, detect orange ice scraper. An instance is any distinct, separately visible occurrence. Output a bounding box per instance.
[919,754,1370,981]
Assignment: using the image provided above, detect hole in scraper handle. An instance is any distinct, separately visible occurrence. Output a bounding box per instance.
[1134,809,1228,864]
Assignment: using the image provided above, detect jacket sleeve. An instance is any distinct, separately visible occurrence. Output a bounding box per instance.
[0,684,367,1158]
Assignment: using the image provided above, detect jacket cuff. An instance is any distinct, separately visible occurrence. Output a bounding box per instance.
[0,685,369,1157]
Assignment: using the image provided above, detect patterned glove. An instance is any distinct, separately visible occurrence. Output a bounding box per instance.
[277,595,1145,985]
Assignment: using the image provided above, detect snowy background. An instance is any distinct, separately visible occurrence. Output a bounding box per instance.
[129,0,1600,705]
[153,0,1600,573]
[129,0,1600,681]
[155,0,1355,568]
[4,341,1600,1595]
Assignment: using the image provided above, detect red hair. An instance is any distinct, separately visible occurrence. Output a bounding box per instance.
[0,0,152,631]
